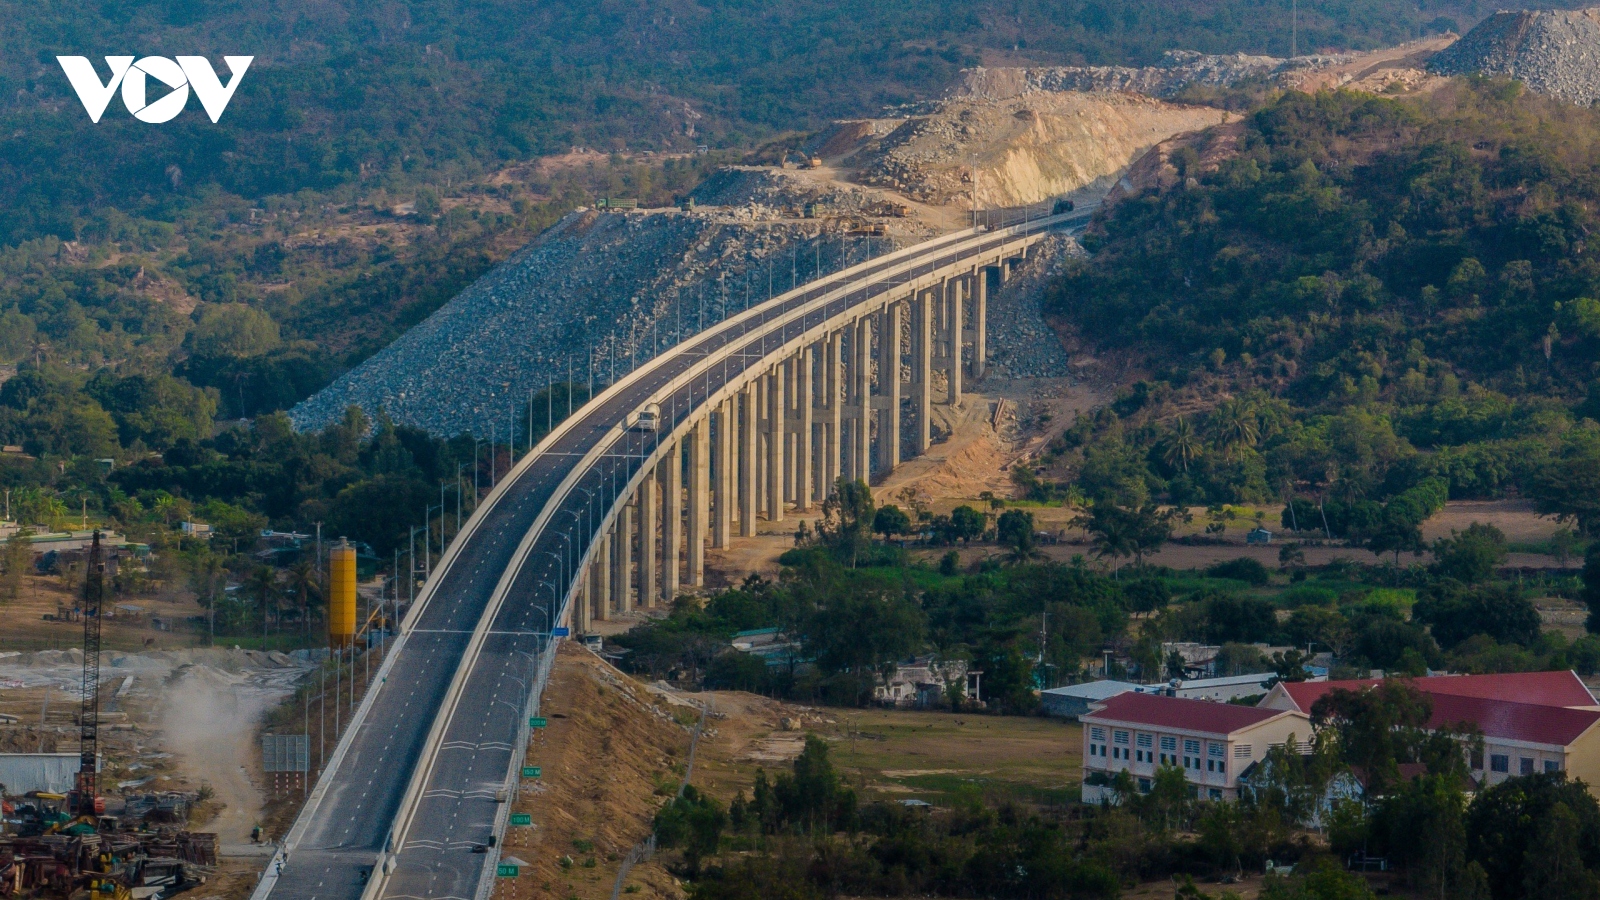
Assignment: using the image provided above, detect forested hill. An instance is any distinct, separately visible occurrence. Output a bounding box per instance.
[0,0,1562,247]
[1041,81,1600,535]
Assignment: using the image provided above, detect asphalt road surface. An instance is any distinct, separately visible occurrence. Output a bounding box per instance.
[263,212,1084,900]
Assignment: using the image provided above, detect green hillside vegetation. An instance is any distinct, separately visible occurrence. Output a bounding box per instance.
[1042,81,1600,536]
[0,0,1554,399]
[0,0,1512,246]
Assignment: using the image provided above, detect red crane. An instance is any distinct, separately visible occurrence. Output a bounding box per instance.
[75,531,105,817]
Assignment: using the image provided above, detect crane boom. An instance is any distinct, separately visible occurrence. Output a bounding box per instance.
[77,531,104,815]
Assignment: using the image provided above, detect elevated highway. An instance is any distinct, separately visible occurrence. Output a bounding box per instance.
[253,208,1089,900]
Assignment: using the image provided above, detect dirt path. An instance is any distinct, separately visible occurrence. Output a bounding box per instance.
[160,666,286,849]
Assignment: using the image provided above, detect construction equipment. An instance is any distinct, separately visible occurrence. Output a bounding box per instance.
[72,533,105,821]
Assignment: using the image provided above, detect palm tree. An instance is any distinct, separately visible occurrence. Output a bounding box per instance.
[246,566,279,638]
[152,494,176,525]
[1210,399,1260,460]
[1077,506,1138,578]
[1162,416,1200,473]
[285,560,323,638]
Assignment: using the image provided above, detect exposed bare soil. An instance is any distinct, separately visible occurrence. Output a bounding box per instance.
[499,643,693,899]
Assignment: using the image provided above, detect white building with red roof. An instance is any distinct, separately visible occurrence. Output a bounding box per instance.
[1080,692,1312,803]
[1259,672,1600,790]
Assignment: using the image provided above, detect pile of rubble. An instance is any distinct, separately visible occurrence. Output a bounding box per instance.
[1430,7,1600,106]
[290,168,937,436]
[981,233,1082,381]
[948,49,1359,103]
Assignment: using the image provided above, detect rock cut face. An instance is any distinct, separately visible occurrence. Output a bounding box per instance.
[853,91,1227,208]
[1430,7,1600,106]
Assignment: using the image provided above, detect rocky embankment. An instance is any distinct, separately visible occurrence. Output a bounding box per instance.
[950,50,1358,102]
[290,169,937,436]
[1430,7,1600,106]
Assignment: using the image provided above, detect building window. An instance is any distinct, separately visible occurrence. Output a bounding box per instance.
[1520,757,1535,776]
[1234,744,1252,759]
[1208,743,1225,759]
[1471,749,1484,770]
[1138,777,1152,792]
[1184,739,1201,755]
[1546,760,1562,773]
[1160,736,1177,752]
[1490,754,1509,773]
[1208,789,1223,801]
[1137,733,1153,749]
[1090,727,1105,741]
[1114,730,1130,745]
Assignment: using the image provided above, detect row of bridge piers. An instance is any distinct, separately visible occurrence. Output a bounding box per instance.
[569,251,1027,630]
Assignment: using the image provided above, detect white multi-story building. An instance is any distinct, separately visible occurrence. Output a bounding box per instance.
[1081,692,1311,803]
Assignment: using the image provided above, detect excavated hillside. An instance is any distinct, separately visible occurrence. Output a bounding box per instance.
[850,90,1227,208]
[290,169,936,435]
[1430,7,1600,106]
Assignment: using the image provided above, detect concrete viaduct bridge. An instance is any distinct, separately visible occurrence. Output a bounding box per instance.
[253,209,1086,900]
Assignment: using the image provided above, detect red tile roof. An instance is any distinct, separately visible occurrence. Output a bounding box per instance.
[1429,693,1600,747]
[1277,671,1596,714]
[1083,691,1299,736]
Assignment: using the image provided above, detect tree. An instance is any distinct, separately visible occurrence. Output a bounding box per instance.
[1366,514,1424,566]
[1077,504,1137,576]
[1374,776,1486,900]
[285,560,324,636]
[871,504,909,543]
[1467,772,1600,900]
[246,566,279,635]
[1310,681,1475,795]
[190,303,281,357]
[1210,398,1260,460]
[1586,541,1600,633]
[816,478,874,567]
[1259,856,1379,900]
[1217,641,1267,675]
[996,509,1037,562]
[1,528,32,602]
[1430,522,1506,584]
[948,505,985,545]
[1531,433,1600,535]
[1520,803,1600,900]
[654,784,726,875]
[1412,582,1540,650]
[1162,415,1200,473]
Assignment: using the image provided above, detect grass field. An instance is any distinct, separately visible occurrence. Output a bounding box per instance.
[691,691,1083,811]
[822,709,1083,808]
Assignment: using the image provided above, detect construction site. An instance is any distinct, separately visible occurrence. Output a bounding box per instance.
[0,535,381,900]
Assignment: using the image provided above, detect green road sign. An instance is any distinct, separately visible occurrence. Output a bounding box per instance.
[522,766,542,778]
[510,813,532,826]
[529,716,548,728]
[497,864,519,877]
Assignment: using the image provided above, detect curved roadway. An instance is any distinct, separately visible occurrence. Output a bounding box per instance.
[261,209,1089,900]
